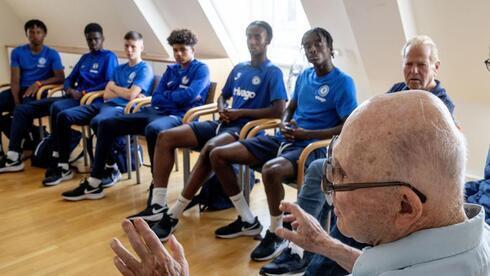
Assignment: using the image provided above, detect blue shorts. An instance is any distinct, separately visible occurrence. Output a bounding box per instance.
[189,120,243,150]
[240,135,326,174]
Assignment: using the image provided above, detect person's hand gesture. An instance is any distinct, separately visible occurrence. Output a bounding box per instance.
[276,201,330,254]
[111,218,189,276]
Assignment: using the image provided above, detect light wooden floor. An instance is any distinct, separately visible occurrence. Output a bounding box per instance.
[0,145,298,275]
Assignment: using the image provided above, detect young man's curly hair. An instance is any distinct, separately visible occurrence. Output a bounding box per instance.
[167,29,198,46]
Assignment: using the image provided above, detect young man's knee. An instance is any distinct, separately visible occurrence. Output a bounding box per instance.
[209,147,227,168]
[156,129,174,149]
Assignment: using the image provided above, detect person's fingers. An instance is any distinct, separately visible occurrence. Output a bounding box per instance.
[283,213,296,223]
[110,238,141,271]
[291,221,299,230]
[279,201,304,219]
[121,219,151,260]
[133,218,170,257]
[113,256,136,276]
[167,235,187,265]
[275,227,299,242]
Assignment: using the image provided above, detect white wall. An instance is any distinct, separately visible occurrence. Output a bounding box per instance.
[0,1,24,82]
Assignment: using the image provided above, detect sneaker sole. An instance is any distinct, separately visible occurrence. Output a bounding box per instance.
[43,172,74,186]
[62,192,105,201]
[127,213,163,223]
[215,225,263,239]
[252,241,289,262]
[0,163,24,173]
[157,224,178,242]
[101,172,122,188]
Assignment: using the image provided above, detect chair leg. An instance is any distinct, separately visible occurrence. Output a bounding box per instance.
[126,135,132,180]
[174,149,179,172]
[243,166,251,203]
[38,118,45,138]
[133,136,141,184]
[81,126,89,167]
[183,148,190,187]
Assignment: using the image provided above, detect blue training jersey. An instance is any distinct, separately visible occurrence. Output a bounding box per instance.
[64,49,118,93]
[387,80,455,115]
[107,61,154,106]
[221,59,288,125]
[10,44,64,88]
[151,59,210,117]
[278,66,358,146]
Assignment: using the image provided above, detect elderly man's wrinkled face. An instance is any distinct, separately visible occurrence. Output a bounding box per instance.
[403,44,439,90]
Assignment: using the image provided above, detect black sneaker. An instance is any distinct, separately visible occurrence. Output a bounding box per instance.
[127,203,167,223]
[0,155,24,173]
[215,216,263,239]
[259,248,309,275]
[251,230,288,261]
[101,166,122,188]
[62,179,105,201]
[150,212,179,241]
[42,166,74,186]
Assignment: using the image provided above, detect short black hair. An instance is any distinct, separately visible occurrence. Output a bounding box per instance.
[167,29,198,46]
[247,20,273,43]
[302,27,334,56]
[124,31,143,41]
[84,23,103,35]
[24,19,47,34]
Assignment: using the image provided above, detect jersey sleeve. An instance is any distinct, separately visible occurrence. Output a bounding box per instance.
[335,76,358,118]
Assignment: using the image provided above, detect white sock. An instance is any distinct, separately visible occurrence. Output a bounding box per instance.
[105,163,118,169]
[58,163,69,170]
[230,192,255,224]
[169,195,191,219]
[52,151,59,158]
[87,177,101,188]
[269,214,283,232]
[7,151,19,161]
[151,187,167,207]
[289,242,304,258]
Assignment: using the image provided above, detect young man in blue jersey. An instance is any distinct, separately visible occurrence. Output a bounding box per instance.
[59,29,210,199]
[0,19,64,171]
[127,21,288,238]
[209,28,358,262]
[262,35,457,276]
[50,31,153,195]
[0,23,117,174]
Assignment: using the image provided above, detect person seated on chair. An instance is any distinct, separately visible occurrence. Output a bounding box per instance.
[59,29,210,198]
[208,27,357,262]
[0,19,64,172]
[261,34,459,276]
[111,92,490,276]
[127,21,288,236]
[47,31,153,194]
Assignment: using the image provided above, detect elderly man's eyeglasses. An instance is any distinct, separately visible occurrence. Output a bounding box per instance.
[321,136,427,206]
[485,59,490,72]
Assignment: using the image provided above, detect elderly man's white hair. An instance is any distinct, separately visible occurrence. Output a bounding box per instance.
[401,35,440,64]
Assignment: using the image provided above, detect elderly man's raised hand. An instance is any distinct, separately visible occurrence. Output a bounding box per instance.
[111,218,189,276]
[276,201,331,255]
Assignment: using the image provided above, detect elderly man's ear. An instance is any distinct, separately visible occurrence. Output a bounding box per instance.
[394,191,423,231]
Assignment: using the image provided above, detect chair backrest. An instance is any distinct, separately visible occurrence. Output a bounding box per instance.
[205,82,218,104]
[150,75,162,95]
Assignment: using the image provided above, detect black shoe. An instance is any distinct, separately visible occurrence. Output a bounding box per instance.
[42,166,74,186]
[0,155,24,173]
[101,166,122,188]
[251,230,288,261]
[150,212,178,241]
[259,247,309,275]
[215,216,263,239]
[62,179,105,201]
[127,203,167,223]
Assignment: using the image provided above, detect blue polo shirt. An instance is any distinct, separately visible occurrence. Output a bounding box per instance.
[108,61,154,106]
[387,80,455,115]
[151,59,210,117]
[10,44,64,88]
[64,49,118,93]
[279,67,357,146]
[221,59,288,125]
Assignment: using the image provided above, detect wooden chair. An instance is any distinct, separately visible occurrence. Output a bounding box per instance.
[237,119,331,202]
